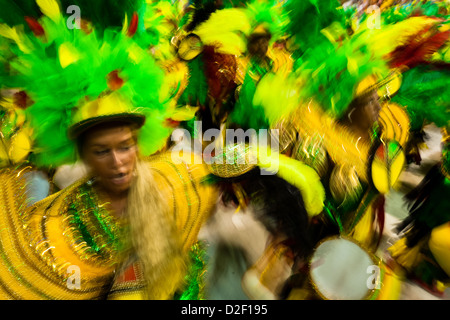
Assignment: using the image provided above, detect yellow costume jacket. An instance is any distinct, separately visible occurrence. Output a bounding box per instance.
[0,153,217,300]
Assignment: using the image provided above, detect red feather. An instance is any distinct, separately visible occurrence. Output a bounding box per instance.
[13,90,34,109]
[80,19,94,34]
[389,28,450,69]
[107,70,124,91]
[164,118,181,128]
[24,16,45,37]
[127,12,139,37]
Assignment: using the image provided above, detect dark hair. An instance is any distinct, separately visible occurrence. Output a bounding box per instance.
[247,174,313,259]
[218,168,313,259]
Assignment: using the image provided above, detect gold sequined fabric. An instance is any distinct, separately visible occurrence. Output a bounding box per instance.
[0,153,218,300]
[0,165,117,300]
[147,152,218,253]
[293,102,372,183]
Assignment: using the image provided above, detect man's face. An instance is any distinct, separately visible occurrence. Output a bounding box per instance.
[82,124,137,196]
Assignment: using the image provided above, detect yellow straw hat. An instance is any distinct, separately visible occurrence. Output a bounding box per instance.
[68,92,146,139]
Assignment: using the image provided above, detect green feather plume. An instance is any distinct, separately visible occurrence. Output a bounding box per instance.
[284,0,347,57]
[2,9,171,168]
[0,0,41,27]
[283,0,390,119]
[391,65,450,131]
[229,71,269,130]
[174,241,208,300]
[178,55,209,108]
[245,0,288,39]
[59,0,146,32]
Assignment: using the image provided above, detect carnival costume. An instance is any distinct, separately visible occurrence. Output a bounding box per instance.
[286,0,450,298]
[0,0,325,300]
[0,0,449,301]
[155,0,330,299]
[363,0,450,296]
[0,0,219,300]
[177,0,450,299]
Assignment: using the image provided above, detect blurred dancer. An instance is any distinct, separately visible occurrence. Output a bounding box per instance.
[170,1,325,300]
[0,2,217,299]
[388,128,450,296]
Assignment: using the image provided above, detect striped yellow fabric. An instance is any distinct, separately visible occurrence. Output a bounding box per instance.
[147,152,218,253]
[294,102,371,183]
[0,166,116,300]
[0,153,218,300]
[429,222,450,278]
[378,102,410,148]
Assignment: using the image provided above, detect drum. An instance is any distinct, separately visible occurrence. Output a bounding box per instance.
[309,236,383,300]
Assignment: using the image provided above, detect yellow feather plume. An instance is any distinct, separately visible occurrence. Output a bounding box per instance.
[0,24,32,53]
[58,42,81,68]
[159,59,190,116]
[355,16,441,59]
[9,129,32,163]
[36,0,62,23]
[121,14,128,35]
[256,148,325,217]
[253,72,300,126]
[193,8,252,55]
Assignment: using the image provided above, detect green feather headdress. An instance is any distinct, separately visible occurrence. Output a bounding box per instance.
[281,0,391,119]
[284,0,350,62]
[282,0,449,120]
[1,0,172,168]
[390,64,450,131]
